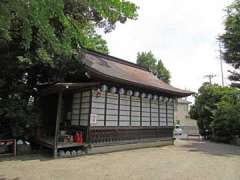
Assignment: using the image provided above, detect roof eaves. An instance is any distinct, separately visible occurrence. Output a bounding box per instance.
[85,66,193,97]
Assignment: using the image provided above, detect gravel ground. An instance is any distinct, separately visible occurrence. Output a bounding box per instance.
[0,140,239,180]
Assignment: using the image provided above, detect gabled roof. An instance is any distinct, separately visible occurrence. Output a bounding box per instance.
[81,48,193,97]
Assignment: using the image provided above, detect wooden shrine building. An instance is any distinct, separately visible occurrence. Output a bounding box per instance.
[38,49,192,157]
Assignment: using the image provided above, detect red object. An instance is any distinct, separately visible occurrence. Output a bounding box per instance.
[74,132,83,144]
[0,139,16,157]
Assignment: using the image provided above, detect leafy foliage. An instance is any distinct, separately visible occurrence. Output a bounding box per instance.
[219,0,240,82]
[190,82,240,141]
[212,93,240,142]
[0,0,138,138]
[136,51,171,83]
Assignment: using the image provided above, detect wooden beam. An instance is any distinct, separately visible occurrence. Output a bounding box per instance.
[117,94,120,126]
[87,90,92,143]
[104,92,107,126]
[150,99,152,126]
[130,96,132,126]
[140,97,142,127]
[79,92,82,126]
[53,91,63,158]
[158,98,160,126]
[166,102,168,127]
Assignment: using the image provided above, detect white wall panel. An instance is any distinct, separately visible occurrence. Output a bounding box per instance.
[120,110,130,116]
[131,121,140,126]
[106,109,118,115]
[142,108,150,112]
[92,102,105,109]
[142,112,150,117]
[91,108,105,115]
[107,104,118,109]
[131,111,140,116]
[107,98,118,104]
[151,108,158,113]
[131,117,140,121]
[80,108,89,114]
[120,116,130,121]
[142,121,150,126]
[120,105,130,110]
[81,102,90,108]
[106,121,118,126]
[168,121,174,126]
[119,121,130,126]
[92,96,105,103]
[94,121,105,126]
[120,100,130,105]
[151,117,158,122]
[151,121,159,126]
[72,114,79,120]
[72,109,79,115]
[132,106,140,111]
[73,93,81,98]
[142,117,150,122]
[80,114,89,120]
[95,114,105,121]
[71,120,79,126]
[106,115,118,121]
[160,121,167,126]
[80,120,88,126]
[82,91,90,96]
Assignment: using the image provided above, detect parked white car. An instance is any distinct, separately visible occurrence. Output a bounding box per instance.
[174,125,183,136]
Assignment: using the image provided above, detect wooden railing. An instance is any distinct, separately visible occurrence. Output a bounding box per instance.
[89,127,173,144]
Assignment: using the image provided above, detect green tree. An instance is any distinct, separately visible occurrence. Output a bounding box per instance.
[212,93,240,142]
[0,0,138,138]
[136,51,171,83]
[219,0,240,83]
[190,82,240,141]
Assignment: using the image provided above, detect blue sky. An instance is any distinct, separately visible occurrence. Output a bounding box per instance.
[100,0,234,100]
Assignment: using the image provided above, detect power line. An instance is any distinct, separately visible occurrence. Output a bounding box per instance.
[204,74,216,85]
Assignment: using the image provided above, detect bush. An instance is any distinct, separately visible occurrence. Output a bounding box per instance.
[190,82,240,142]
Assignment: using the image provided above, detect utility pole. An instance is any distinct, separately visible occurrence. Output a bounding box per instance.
[219,41,225,86]
[204,74,216,85]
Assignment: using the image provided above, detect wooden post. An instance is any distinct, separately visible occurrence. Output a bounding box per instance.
[54,91,63,158]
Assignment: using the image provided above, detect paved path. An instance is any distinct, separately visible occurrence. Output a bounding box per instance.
[0,140,239,180]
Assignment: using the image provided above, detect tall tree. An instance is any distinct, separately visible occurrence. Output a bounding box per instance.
[219,0,240,84]
[136,51,171,83]
[0,0,138,138]
[189,82,240,140]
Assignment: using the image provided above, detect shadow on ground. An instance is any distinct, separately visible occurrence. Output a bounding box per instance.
[0,153,52,163]
[180,140,240,156]
[0,175,19,180]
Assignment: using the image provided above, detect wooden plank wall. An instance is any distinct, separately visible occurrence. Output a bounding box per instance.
[131,96,141,126]
[167,101,174,126]
[91,91,106,126]
[151,99,159,126]
[142,98,150,126]
[119,94,130,126]
[90,90,174,127]
[71,91,90,126]
[106,93,118,126]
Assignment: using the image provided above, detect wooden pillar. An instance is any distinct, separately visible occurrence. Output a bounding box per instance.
[150,99,152,126]
[166,101,168,127]
[87,90,92,143]
[54,91,63,158]
[104,92,107,126]
[140,97,142,126]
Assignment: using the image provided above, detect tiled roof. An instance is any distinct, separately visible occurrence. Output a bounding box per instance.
[81,49,193,97]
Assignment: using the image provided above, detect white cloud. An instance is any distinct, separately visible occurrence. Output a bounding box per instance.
[100,0,234,101]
